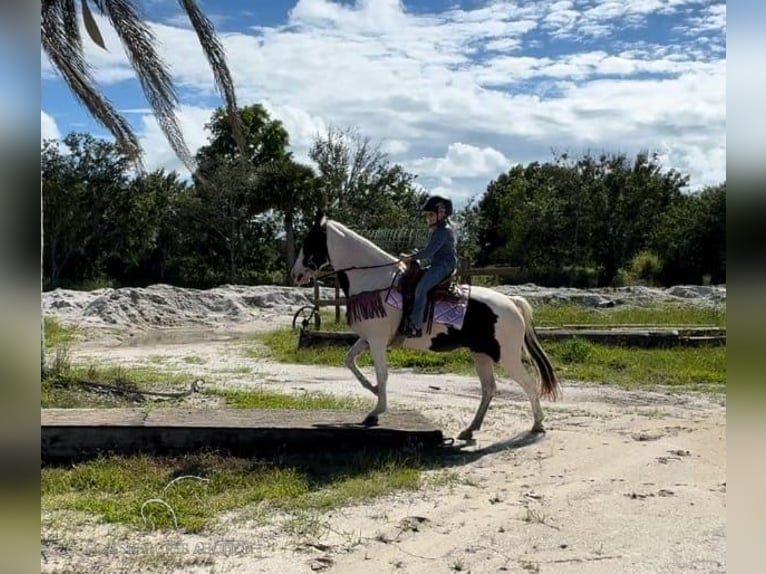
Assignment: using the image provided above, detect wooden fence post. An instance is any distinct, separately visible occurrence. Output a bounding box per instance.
[335,283,341,323]
[459,260,471,285]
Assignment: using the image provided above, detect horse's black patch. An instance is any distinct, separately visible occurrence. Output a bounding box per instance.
[301,216,330,271]
[429,299,501,362]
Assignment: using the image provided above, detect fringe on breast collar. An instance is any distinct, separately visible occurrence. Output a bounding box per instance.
[346,290,388,325]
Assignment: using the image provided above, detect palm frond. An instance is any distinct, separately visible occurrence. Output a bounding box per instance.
[80,0,107,49]
[42,0,245,171]
[176,0,247,158]
[41,0,142,165]
[94,0,194,171]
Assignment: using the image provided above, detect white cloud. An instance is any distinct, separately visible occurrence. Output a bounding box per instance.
[263,103,328,164]
[408,143,511,179]
[41,0,726,194]
[137,105,214,174]
[41,111,61,145]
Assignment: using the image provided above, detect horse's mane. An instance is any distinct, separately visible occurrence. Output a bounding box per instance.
[326,220,397,262]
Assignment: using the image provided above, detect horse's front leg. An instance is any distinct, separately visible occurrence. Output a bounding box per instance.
[344,338,378,396]
[362,338,389,426]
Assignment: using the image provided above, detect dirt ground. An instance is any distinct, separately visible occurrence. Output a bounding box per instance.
[42,312,726,574]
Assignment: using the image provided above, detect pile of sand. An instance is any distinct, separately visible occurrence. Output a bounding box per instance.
[43,282,725,332]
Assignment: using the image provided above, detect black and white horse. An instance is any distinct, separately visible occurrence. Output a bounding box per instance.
[291,212,561,440]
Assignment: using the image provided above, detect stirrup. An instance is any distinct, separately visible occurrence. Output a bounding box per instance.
[403,324,422,338]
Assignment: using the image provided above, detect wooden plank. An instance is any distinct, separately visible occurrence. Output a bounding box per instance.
[297,327,725,349]
[41,408,443,463]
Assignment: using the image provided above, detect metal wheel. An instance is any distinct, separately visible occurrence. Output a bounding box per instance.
[292,305,321,331]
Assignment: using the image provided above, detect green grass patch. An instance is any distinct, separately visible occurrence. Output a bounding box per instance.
[546,338,725,390]
[44,316,78,348]
[42,364,201,409]
[212,387,369,411]
[41,452,422,533]
[42,363,372,410]
[254,303,726,390]
[251,328,476,375]
[533,303,725,328]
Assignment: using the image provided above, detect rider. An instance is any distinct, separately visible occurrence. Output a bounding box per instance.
[400,195,458,338]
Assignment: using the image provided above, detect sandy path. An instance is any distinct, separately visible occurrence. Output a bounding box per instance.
[43,322,726,574]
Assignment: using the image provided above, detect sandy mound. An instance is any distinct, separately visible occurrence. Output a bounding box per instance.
[43,282,725,334]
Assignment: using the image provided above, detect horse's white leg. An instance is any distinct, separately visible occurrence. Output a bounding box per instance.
[362,338,389,426]
[344,338,378,396]
[504,353,545,433]
[458,353,497,441]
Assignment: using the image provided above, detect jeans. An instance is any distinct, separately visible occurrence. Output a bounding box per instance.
[408,263,453,330]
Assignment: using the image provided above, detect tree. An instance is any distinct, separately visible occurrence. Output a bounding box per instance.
[196,105,289,173]
[474,151,690,286]
[582,152,686,285]
[42,133,132,288]
[256,158,320,279]
[309,126,426,230]
[41,0,245,373]
[41,0,244,169]
[194,105,325,281]
[652,182,726,284]
[187,160,265,283]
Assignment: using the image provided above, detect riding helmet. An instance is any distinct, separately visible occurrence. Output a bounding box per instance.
[420,195,453,217]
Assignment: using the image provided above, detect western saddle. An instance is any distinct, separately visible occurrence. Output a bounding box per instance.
[398,261,462,335]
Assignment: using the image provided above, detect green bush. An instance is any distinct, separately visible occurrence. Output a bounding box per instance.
[629,250,663,286]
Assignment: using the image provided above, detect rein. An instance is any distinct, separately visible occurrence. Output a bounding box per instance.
[313,260,401,282]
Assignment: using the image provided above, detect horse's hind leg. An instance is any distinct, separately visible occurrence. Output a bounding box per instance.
[344,338,378,396]
[362,338,389,426]
[504,354,545,433]
[458,353,497,441]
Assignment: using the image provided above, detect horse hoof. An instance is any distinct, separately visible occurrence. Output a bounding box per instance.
[362,415,379,427]
[457,429,473,441]
[531,425,546,434]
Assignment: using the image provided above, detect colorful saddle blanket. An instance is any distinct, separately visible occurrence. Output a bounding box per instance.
[385,286,470,331]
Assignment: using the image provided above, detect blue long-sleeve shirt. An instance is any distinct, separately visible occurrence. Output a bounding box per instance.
[412,220,458,270]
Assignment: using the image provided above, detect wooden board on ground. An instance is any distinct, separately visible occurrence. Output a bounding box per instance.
[41,408,443,464]
[297,327,725,349]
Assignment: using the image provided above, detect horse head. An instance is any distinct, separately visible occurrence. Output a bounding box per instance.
[291,209,330,285]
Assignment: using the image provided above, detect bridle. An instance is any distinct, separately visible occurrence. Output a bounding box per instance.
[310,260,402,282]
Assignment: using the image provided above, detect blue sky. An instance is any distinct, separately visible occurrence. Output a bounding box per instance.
[41,0,726,204]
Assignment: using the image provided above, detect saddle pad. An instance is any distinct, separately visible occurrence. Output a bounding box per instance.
[385,285,470,331]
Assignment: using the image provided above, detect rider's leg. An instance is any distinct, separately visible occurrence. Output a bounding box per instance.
[408,265,451,332]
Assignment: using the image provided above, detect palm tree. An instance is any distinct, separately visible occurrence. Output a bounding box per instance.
[40,0,245,374]
[41,0,245,170]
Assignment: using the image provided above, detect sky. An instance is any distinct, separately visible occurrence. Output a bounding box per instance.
[40,0,726,205]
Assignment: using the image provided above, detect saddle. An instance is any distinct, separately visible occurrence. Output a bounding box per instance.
[398,261,462,335]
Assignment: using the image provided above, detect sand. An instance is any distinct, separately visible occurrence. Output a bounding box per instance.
[41,283,726,573]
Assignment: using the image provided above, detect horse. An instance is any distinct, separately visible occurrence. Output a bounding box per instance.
[290,211,561,440]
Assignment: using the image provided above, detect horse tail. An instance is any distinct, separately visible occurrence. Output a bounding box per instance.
[509,296,561,401]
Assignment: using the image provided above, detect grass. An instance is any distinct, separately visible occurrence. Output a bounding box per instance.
[211,387,369,411]
[532,303,725,328]
[42,362,371,410]
[253,303,726,391]
[546,339,725,389]
[252,328,476,374]
[41,451,422,533]
[44,316,78,348]
[42,363,195,409]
